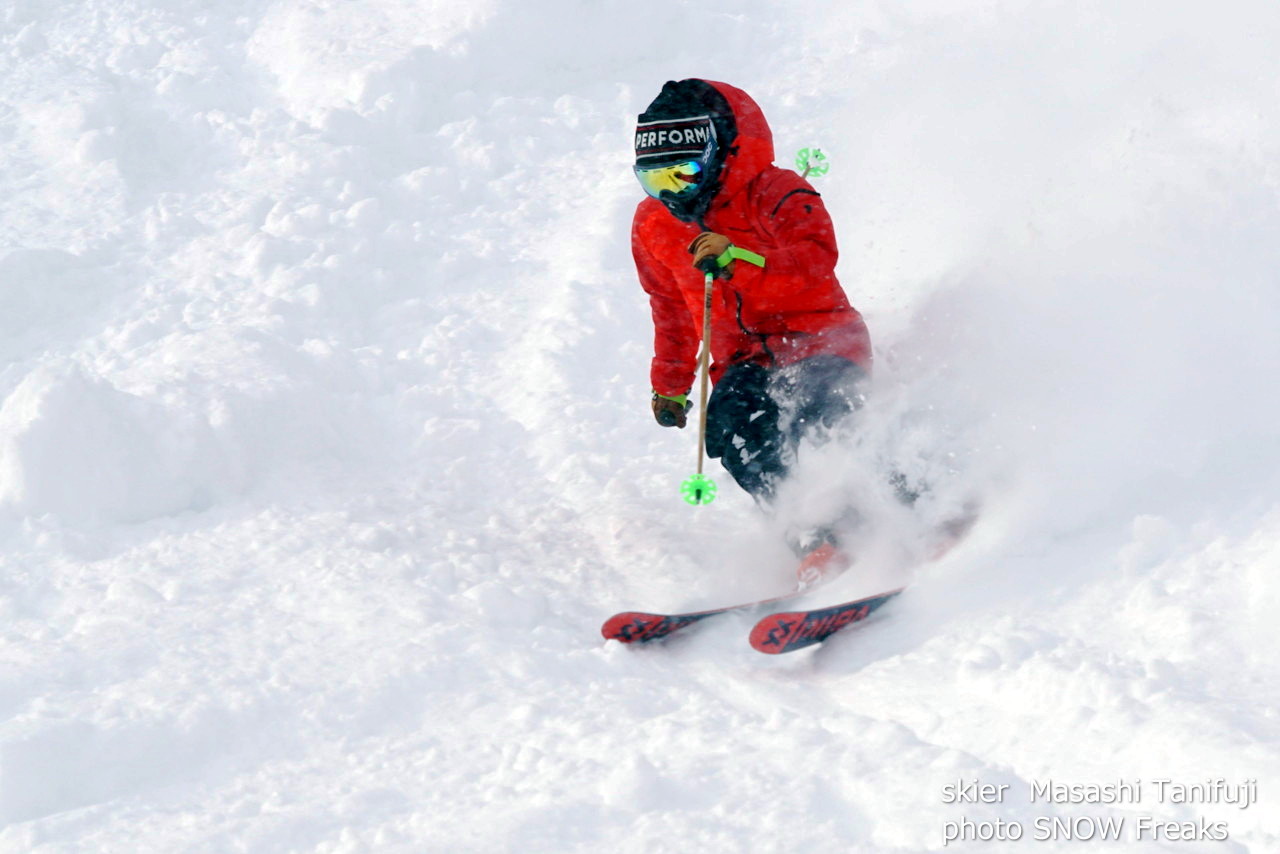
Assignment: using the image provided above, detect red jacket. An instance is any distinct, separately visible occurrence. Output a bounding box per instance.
[632,80,871,397]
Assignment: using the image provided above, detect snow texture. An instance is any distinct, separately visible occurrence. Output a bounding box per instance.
[2,0,1279,851]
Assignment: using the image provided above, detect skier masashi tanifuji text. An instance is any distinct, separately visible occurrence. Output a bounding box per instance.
[631,78,872,557]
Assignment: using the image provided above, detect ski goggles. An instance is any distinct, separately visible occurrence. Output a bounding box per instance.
[633,159,706,200]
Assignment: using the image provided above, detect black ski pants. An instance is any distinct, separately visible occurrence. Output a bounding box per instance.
[704,355,866,502]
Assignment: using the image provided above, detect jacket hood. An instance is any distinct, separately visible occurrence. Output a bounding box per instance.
[700,80,775,209]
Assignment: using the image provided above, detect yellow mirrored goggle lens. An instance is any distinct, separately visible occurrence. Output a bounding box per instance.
[634,160,703,199]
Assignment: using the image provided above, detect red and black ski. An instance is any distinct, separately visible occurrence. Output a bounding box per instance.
[601,544,847,645]
[748,587,903,654]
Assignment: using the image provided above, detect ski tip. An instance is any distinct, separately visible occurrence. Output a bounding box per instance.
[601,610,709,644]
[749,612,810,654]
[601,612,659,643]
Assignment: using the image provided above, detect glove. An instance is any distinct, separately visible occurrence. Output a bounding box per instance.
[651,391,691,428]
[688,232,732,276]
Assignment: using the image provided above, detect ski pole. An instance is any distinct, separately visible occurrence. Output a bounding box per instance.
[680,268,718,505]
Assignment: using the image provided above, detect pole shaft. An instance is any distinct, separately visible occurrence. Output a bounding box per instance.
[695,271,714,475]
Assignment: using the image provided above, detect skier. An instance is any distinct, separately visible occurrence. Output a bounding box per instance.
[631,78,871,559]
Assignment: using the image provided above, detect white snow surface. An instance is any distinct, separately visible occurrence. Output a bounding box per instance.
[2,1,1279,851]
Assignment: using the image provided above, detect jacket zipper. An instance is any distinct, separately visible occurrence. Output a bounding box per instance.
[734,291,775,365]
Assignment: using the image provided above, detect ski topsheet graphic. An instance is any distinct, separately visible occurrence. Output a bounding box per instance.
[748,587,903,654]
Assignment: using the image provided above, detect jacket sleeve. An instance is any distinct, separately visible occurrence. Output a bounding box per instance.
[632,210,697,396]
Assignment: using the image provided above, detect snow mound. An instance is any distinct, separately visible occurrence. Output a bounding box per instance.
[0,364,221,524]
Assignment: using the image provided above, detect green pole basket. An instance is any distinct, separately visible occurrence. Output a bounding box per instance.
[795,147,830,178]
[680,473,717,505]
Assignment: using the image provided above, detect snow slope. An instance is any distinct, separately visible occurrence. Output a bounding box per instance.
[2,0,1279,851]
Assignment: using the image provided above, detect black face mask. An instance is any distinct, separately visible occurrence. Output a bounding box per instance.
[658,167,721,223]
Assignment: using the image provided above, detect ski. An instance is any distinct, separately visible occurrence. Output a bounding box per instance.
[601,544,846,645]
[748,587,903,654]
